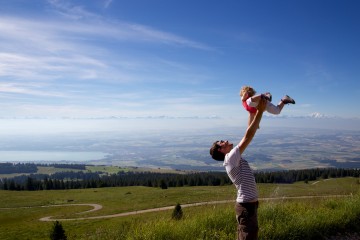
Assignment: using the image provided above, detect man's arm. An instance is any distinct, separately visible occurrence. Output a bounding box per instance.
[238,98,267,155]
[248,113,255,127]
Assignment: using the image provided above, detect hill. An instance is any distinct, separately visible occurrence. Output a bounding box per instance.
[1,177,359,239]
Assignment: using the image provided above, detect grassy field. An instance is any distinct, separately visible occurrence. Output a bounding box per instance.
[0,177,359,240]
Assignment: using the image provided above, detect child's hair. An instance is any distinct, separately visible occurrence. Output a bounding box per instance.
[240,86,256,98]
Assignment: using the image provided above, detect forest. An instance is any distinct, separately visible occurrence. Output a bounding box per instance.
[1,162,359,191]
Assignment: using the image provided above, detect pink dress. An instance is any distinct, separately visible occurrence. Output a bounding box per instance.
[242,99,257,114]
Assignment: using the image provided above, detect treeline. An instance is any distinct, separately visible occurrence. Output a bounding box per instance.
[48,163,86,170]
[0,171,231,191]
[256,168,360,183]
[0,163,86,174]
[0,168,359,191]
[0,163,38,174]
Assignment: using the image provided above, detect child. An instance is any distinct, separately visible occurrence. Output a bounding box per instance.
[240,85,295,128]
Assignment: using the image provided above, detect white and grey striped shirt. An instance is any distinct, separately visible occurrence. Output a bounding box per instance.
[223,145,258,203]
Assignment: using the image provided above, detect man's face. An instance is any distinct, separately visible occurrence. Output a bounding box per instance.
[217,140,233,154]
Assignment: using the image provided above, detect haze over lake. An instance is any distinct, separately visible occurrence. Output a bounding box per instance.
[0,117,359,171]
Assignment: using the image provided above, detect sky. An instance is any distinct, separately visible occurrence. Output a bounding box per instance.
[0,0,360,133]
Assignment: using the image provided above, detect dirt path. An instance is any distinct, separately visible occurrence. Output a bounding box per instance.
[35,194,351,222]
[38,204,102,221]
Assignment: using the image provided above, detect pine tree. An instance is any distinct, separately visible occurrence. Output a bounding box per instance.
[50,221,67,240]
[172,203,183,220]
[159,179,168,189]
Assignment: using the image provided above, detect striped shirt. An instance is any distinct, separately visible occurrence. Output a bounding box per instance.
[223,145,258,203]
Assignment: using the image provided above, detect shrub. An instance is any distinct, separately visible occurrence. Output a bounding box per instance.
[172,203,183,220]
[50,221,67,240]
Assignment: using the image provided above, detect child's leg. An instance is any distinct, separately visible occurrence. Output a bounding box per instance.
[267,95,296,114]
[266,101,284,115]
[248,93,272,107]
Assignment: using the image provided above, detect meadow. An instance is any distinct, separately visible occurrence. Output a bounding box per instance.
[0,177,359,239]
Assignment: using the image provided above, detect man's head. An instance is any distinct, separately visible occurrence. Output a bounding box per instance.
[209,140,233,161]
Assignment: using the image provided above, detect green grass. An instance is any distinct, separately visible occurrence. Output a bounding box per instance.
[0,177,359,240]
[85,165,123,174]
[259,196,360,239]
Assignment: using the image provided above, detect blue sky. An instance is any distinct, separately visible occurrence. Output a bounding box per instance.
[0,0,359,124]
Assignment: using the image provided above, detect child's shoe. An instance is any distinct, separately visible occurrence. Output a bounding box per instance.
[281,95,295,104]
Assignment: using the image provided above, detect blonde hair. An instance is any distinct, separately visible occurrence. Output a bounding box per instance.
[240,86,256,98]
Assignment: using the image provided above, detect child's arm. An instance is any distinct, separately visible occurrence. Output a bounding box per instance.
[241,92,248,101]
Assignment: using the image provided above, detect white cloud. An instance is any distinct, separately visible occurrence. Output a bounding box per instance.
[47,0,100,20]
[0,1,218,119]
[103,0,113,9]
[43,0,211,50]
[0,12,211,84]
[0,82,67,98]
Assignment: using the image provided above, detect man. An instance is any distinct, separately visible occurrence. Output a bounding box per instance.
[209,97,267,240]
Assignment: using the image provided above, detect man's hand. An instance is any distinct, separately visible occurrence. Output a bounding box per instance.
[257,98,267,112]
[239,96,267,154]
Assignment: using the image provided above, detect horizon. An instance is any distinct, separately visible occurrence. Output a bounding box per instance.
[0,123,359,171]
[0,116,359,136]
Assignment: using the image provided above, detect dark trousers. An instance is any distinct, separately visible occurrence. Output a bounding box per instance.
[235,201,259,240]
